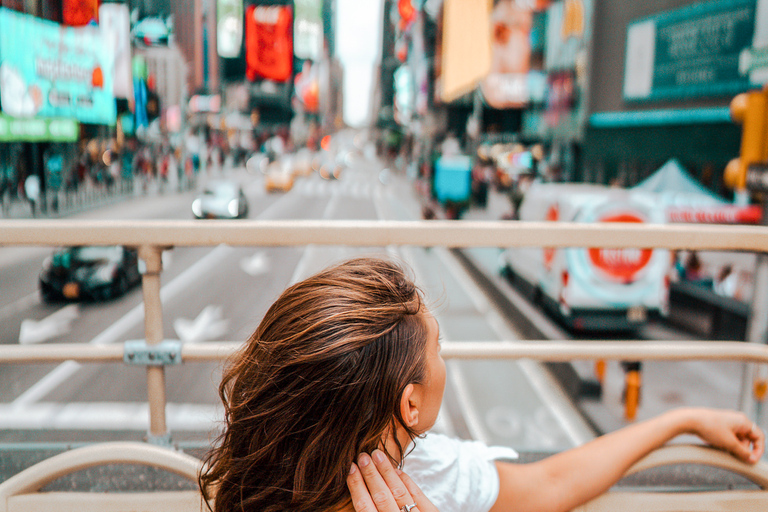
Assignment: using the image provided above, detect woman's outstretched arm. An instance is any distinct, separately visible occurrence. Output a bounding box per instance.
[492,407,764,512]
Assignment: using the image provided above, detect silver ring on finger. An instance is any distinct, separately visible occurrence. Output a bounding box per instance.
[401,503,417,512]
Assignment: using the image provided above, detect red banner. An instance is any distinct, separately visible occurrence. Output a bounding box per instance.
[667,205,762,224]
[245,5,293,82]
[63,0,99,26]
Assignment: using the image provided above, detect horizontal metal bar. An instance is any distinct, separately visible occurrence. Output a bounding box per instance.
[440,341,768,364]
[1,220,768,252]
[0,344,125,364]
[1,341,767,365]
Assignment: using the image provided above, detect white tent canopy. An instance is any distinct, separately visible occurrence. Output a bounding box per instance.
[631,158,726,208]
[630,159,760,224]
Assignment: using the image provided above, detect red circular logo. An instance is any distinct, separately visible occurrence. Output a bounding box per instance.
[588,213,652,282]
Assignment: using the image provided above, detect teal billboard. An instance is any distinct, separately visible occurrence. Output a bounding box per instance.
[0,7,116,125]
[624,0,759,101]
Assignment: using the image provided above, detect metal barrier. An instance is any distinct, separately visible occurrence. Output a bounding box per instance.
[2,219,768,441]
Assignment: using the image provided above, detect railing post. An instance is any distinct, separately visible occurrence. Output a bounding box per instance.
[740,200,768,431]
[138,245,171,445]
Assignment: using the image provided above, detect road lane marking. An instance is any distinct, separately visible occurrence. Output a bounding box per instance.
[19,304,79,344]
[240,251,271,276]
[174,305,229,343]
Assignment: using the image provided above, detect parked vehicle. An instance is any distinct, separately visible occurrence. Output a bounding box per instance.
[192,180,249,219]
[131,17,171,47]
[39,246,142,303]
[500,182,671,331]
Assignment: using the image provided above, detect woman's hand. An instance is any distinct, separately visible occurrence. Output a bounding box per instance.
[347,450,438,512]
[684,408,765,464]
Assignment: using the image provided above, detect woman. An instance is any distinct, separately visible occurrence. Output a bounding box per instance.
[200,257,437,512]
[201,257,764,512]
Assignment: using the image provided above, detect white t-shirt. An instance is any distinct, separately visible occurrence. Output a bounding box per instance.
[403,434,519,512]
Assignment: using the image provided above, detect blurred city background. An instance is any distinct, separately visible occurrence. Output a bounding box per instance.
[2,0,768,471]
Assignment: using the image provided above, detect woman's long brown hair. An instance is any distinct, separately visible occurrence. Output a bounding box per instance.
[199,257,428,512]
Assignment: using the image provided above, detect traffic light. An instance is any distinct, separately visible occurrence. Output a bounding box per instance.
[724,88,768,190]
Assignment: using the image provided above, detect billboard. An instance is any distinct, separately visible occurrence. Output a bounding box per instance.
[480,0,550,109]
[218,0,244,58]
[245,4,293,82]
[623,0,760,101]
[545,0,592,71]
[0,8,116,125]
[99,4,133,100]
[294,0,323,61]
[63,0,99,27]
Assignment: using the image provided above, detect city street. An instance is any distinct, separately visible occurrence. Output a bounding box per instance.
[0,142,752,450]
[0,142,598,451]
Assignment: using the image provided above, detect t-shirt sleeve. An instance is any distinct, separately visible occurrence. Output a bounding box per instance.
[402,434,519,512]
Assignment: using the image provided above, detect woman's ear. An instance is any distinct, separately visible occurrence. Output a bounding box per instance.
[399,383,419,427]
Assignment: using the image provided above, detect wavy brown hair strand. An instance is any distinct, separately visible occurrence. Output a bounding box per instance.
[200,258,428,512]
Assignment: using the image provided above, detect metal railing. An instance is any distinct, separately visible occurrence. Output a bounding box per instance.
[1,219,768,442]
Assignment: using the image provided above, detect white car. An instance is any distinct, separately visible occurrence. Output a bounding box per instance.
[192,180,249,219]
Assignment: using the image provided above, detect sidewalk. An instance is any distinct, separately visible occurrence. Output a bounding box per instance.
[0,178,190,221]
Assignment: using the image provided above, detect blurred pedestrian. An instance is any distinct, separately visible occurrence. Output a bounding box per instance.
[24,174,40,217]
[684,251,703,282]
[714,265,738,298]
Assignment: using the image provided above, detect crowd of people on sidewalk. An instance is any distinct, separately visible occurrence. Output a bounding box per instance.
[0,134,208,219]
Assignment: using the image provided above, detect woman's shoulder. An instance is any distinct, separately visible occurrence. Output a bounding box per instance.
[410,433,519,464]
[402,434,518,512]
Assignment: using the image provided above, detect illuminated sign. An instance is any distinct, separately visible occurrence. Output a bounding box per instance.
[0,8,116,125]
[481,0,534,108]
[99,4,133,99]
[294,0,323,60]
[218,0,244,58]
[245,5,293,82]
[0,114,79,142]
[189,94,222,113]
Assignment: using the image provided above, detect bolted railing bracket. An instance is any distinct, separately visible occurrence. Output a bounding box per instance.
[146,431,174,447]
[124,339,183,366]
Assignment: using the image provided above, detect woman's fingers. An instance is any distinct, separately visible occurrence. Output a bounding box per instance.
[727,418,764,463]
[348,462,380,512]
[371,450,416,509]
[745,422,765,463]
[347,451,438,512]
[351,452,402,512]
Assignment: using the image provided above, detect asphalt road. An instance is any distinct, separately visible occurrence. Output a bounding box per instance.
[2,133,754,453]
[0,137,595,451]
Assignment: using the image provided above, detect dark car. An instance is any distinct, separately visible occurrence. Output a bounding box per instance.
[192,180,249,219]
[39,246,142,303]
